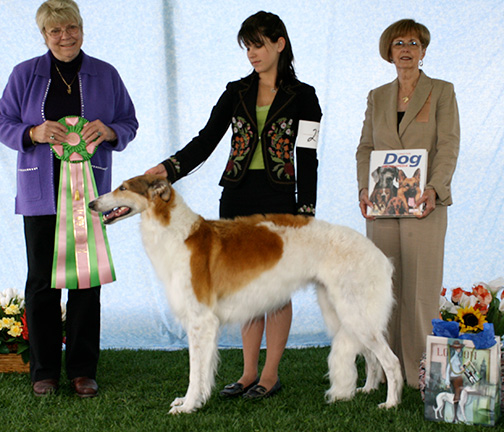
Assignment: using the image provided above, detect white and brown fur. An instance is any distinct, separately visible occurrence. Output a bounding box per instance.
[89,175,402,414]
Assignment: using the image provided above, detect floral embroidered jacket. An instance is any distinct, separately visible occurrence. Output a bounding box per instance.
[161,72,322,215]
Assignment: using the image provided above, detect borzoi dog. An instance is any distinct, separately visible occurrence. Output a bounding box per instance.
[433,387,477,422]
[89,175,402,414]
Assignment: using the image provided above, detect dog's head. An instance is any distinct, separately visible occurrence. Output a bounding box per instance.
[89,175,173,224]
[398,169,421,197]
[371,166,398,188]
[375,187,392,205]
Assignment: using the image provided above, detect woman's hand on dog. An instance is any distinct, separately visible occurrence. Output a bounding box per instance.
[415,188,436,219]
[145,164,168,177]
[359,188,376,220]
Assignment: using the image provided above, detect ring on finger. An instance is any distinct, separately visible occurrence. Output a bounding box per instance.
[96,131,102,137]
[50,135,55,140]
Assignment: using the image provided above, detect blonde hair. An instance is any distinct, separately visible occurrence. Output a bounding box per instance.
[379,19,430,62]
[36,0,83,34]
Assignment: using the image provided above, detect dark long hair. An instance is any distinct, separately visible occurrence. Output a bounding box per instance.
[237,11,296,87]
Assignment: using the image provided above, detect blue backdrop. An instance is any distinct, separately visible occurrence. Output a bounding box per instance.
[0,0,502,349]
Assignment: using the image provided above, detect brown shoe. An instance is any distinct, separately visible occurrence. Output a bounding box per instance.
[33,379,58,396]
[72,377,98,398]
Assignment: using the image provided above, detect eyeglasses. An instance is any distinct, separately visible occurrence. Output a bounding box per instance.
[391,40,421,49]
[45,24,80,39]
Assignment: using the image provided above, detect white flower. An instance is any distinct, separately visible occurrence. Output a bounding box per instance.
[439,296,457,314]
[1,288,17,307]
[459,293,478,309]
[488,277,504,295]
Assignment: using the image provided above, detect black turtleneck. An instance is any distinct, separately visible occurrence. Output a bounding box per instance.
[45,50,83,121]
[45,50,83,196]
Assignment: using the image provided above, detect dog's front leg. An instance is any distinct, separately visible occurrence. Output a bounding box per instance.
[169,312,220,415]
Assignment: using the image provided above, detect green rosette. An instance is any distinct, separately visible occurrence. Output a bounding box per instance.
[51,116,116,289]
[50,116,99,162]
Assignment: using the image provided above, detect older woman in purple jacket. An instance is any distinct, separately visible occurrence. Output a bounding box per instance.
[0,0,137,397]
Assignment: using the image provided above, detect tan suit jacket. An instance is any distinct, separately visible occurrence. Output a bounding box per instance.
[356,71,460,205]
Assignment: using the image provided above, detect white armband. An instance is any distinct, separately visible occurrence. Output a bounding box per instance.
[295,120,320,150]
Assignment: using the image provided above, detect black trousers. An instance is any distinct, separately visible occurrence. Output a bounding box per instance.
[23,215,101,382]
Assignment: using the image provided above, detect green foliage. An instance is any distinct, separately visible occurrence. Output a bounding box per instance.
[0,348,499,431]
[487,297,504,336]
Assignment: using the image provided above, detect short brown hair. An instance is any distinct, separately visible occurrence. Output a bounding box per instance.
[379,19,430,62]
[36,0,83,34]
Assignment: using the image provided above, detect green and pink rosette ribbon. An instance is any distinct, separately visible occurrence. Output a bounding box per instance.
[50,116,115,289]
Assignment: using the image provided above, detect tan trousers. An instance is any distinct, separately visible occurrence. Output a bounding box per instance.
[366,206,447,387]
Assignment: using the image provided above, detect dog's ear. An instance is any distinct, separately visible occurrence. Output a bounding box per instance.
[371,167,380,182]
[413,168,421,181]
[398,170,406,182]
[149,177,172,202]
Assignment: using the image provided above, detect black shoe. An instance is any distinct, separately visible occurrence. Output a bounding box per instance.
[220,378,259,398]
[243,380,282,400]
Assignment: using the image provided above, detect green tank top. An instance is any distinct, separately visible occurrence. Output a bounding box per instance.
[249,105,270,170]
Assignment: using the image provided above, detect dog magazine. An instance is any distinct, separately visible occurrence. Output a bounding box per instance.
[367,149,428,217]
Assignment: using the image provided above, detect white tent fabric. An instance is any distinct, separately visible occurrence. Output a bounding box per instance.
[0,0,503,349]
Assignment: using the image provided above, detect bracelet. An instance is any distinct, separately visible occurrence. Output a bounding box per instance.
[29,127,37,146]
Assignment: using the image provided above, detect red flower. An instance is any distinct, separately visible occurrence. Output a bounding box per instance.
[441,287,447,296]
[451,287,471,304]
[472,284,492,306]
[474,302,489,314]
[21,310,29,341]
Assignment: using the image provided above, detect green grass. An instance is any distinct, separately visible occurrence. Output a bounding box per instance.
[0,347,498,431]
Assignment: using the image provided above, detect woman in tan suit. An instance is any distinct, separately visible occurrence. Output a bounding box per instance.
[356,19,460,387]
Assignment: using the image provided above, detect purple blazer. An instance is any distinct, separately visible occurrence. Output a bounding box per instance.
[0,50,138,216]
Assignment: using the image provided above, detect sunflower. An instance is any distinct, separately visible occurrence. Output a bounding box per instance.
[455,306,486,333]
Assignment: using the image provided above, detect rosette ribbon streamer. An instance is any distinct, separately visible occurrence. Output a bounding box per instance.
[50,116,115,289]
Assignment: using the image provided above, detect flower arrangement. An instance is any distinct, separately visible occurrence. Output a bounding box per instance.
[0,288,67,364]
[0,288,29,362]
[435,278,504,349]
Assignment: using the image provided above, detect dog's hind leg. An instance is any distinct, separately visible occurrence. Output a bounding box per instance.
[358,348,384,394]
[324,328,362,403]
[316,287,341,337]
[317,287,362,402]
[169,311,220,414]
[364,334,402,408]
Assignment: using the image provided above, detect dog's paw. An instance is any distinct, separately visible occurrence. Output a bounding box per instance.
[169,405,191,415]
[356,385,375,394]
[169,401,199,415]
[325,388,354,403]
[170,397,186,408]
[378,400,399,409]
